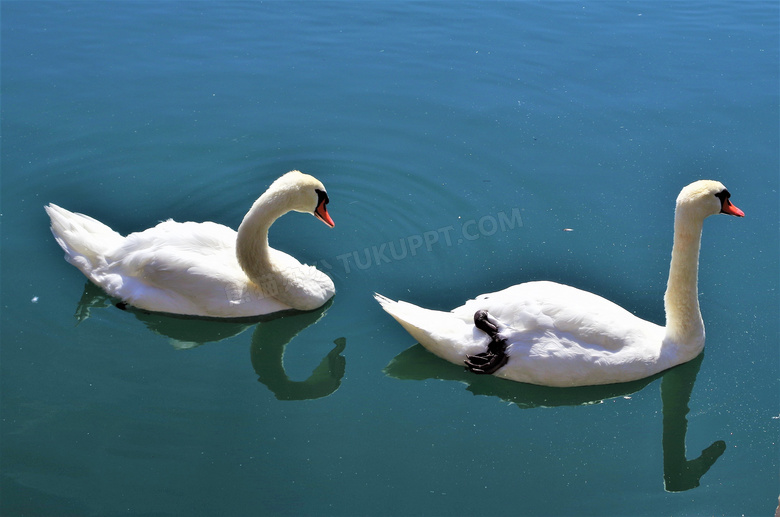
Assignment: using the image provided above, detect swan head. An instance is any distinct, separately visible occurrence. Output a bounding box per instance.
[676,180,744,221]
[269,170,335,227]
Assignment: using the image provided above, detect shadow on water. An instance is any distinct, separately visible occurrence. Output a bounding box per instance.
[249,313,346,401]
[385,344,725,492]
[660,354,727,492]
[74,283,346,400]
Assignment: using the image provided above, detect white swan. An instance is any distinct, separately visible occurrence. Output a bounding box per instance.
[375,180,744,387]
[46,170,336,318]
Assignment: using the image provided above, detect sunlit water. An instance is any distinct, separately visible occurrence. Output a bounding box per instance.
[2,2,778,516]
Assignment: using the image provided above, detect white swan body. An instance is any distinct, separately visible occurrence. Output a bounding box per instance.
[47,170,336,318]
[376,180,744,387]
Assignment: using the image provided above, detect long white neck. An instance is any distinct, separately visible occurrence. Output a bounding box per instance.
[663,206,705,352]
[235,188,333,311]
[236,190,288,288]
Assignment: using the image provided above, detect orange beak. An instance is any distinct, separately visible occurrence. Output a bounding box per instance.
[720,198,744,217]
[315,190,335,227]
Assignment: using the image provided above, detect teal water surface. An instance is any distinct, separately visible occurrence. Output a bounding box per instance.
[2,2,778,516]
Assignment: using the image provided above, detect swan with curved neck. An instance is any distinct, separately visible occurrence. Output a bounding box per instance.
[375,180,744,387]
[46,170,335,318]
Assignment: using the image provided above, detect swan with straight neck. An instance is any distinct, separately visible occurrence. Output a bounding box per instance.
[375,180,744,387]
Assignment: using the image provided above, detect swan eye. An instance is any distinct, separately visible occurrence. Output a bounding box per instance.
[714,187,744,217]
[313,188,335,227]
[315,189,329,206]
[714,189,731,202]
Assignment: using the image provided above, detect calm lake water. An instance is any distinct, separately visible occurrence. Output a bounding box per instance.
[2,2,778,516]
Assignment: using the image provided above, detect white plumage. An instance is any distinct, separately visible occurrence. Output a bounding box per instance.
[46,170,335,318]
[376,180,744,387]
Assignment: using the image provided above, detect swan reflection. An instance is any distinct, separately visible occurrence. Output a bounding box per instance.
[74,283,346,400]
[250,314,346,401]
[385,345,724,492]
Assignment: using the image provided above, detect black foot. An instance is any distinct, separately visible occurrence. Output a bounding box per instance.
[473,309,499,336]
[465,350,508,374]
[465,310,509,375]
[115,302,128,311]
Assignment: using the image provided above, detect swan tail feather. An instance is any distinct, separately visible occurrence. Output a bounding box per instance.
[374,293,443,343]
[374,293,485,364]
[45,204,124,275]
